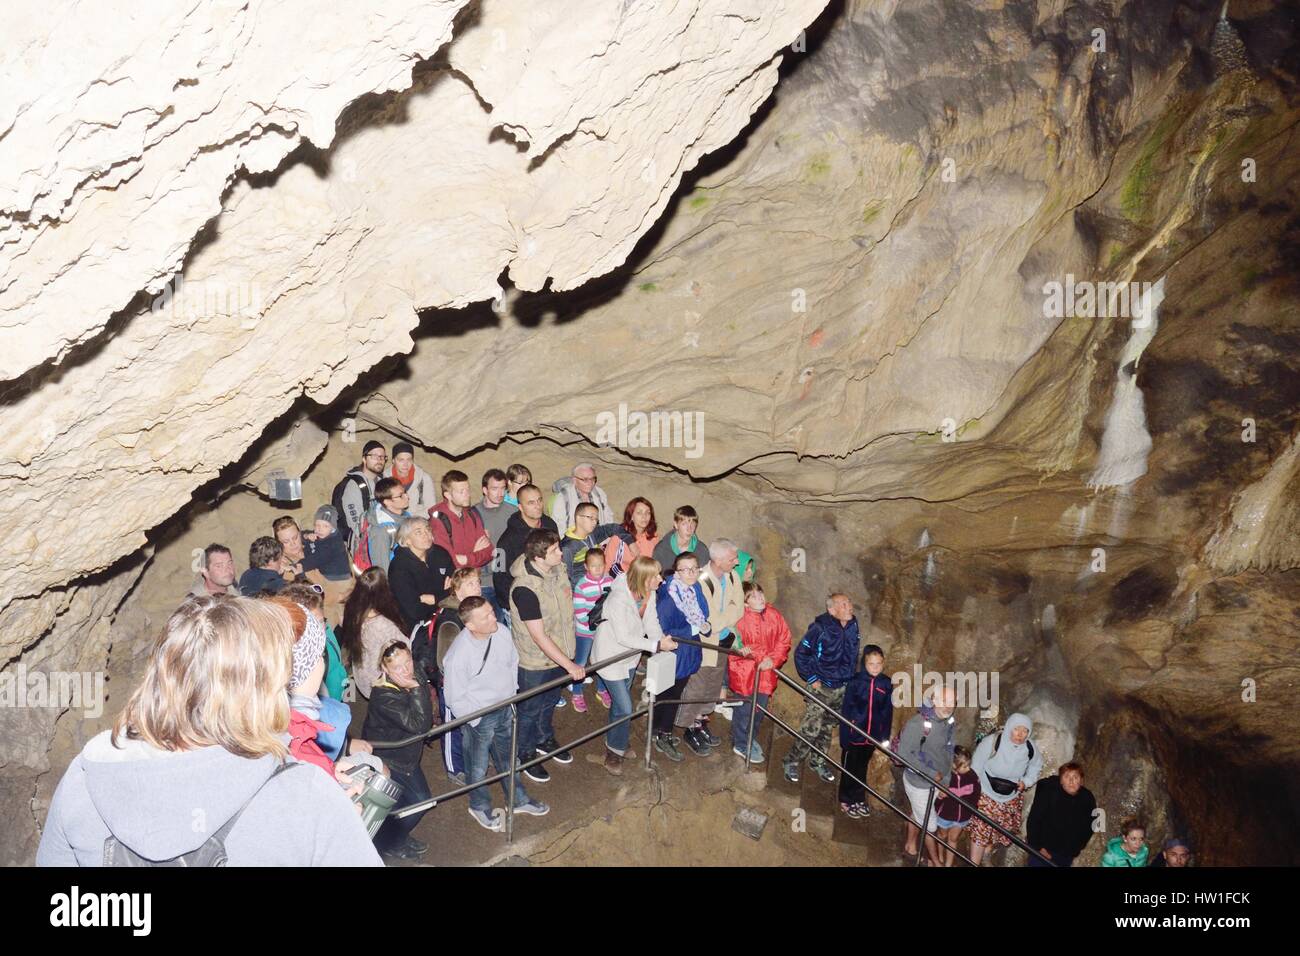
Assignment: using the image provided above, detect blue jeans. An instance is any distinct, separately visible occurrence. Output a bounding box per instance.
[571,636,608,694]
[463,706,530,814]
[604,676,635,754]
[732,692,769,751]
[516,666,564,761]
[378,762,432,850]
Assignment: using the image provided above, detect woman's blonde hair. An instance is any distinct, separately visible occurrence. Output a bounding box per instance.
[627,556,661,600]
[112,596,294,759]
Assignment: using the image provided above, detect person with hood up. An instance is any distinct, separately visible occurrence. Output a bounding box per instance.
[727,581,791,764]
[37,596,381,866]
[898,686,958,863]
[968,712,1043,865]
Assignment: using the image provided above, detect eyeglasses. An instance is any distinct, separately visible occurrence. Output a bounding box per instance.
[366,453,388,461]
[307,583,324,595]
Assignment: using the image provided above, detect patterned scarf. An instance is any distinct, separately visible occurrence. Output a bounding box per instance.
[667,577,708,631]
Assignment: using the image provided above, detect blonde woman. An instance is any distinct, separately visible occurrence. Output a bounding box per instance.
[37,596,382,866]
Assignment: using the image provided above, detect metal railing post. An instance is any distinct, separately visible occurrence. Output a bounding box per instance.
[915,784,936,867]
[645,690,656,771]
[744,670,760,768]
[506,704,518,844]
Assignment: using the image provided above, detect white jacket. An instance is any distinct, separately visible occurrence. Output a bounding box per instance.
[591,576,664,682]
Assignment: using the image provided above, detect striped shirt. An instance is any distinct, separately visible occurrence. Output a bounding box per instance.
[573,573,614,638]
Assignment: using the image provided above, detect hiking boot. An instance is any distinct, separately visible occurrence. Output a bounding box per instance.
[404,836,428,854]
[733,741,764,764]
[597,689,612,709]
[654,733,684,762]
[783,761,800,784]
[603,750,625,776]
[683,727,713,757]
[523,762,550,783]
[537,739,573,764]
[513,799,550,817]
[812,763,836,783]
[697,722,721,747]
[468,806,503,831]
[571,692,588,714]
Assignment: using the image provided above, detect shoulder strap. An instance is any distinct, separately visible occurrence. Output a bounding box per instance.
[211,760,302,844]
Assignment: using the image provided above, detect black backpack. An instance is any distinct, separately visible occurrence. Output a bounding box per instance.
[331,472,371,547]
[586,588,613,630]
[102,761,302,866]
[990,728,1035,761]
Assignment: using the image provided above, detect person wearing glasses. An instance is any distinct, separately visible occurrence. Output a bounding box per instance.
[334,440,389,553]
[364,477,412,575]
[550,462,614,531]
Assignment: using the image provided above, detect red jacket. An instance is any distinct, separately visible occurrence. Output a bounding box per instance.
[288,709,335,776]
[728,605,792,696]
[428,502,493,569]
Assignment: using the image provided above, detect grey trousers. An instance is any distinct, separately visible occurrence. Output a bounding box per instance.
[675,663,725,729]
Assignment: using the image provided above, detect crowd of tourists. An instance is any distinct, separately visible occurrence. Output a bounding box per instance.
[36,442,1192,867]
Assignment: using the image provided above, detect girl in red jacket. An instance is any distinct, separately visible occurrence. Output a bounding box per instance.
[728,583,792,763]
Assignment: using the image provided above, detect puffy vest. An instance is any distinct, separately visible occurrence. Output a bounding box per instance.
[508,555,576,670]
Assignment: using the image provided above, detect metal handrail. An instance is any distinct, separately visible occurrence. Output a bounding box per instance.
[768,668,1051,865]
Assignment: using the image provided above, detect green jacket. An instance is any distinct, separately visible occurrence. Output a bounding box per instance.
[1100,836,1149,867]
[323,624,347,701]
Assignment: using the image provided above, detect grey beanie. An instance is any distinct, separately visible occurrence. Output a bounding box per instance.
[314,504,338,529]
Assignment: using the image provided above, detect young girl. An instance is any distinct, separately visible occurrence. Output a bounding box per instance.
[572,549,615,711]
[838,644,893,818]
[1101,818,1150,867]
[727,582,791,763]
[933,745,981,866]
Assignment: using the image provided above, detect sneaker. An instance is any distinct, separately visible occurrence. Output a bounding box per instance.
[523,762,550,783]
[813,763,836,783]
[602,750,625,775]
[571,692,588,714]
[584,677,594,684]
[783,761,800,784]
[654,733,684,762]
[697,722,721,747]
[537,739,573,764]
[841,802,862,819]
[404,836,428,854]
[555,696,567,709]
[733,741,764,764]
[683,728,713,757]
[468,806,503,831]
[597,689,612,709]
[381,842,425,861]
[855,802,872,818]
[513,799,550,817]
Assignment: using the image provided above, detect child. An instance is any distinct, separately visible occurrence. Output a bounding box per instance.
[302,505,353,582]
[571,549,614,712]
[933,745,981,866]
[838,644,894,818]
[727,582,791,763]
[1101,818,1150,867]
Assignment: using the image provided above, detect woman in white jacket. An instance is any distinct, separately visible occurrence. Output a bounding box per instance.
[592,555,677,775]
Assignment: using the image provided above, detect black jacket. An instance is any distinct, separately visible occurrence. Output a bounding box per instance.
[492,511,559,599]
[388,545,454,633]
[1025,774,1097,859]
[561,523,634,585]
[361,669,434,774]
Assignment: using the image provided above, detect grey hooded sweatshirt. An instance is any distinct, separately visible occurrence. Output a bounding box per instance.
[37,729,383,866]
[898,701,958,789]
[971,712,1044,804]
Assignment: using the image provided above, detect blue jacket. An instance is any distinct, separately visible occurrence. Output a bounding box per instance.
[840,670,894,749]
[655,581,706,681]
[793,613,859,689]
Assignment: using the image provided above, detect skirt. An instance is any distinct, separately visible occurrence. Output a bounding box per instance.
[968,792,1024,848]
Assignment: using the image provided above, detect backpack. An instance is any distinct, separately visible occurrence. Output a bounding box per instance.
[989,727,1034,761]
[352,512,398,573]
[586,588,613,630]
[332,472,371,548]
[103,761,301,866]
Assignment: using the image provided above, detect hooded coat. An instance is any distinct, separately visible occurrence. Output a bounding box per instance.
[728,604,791,697]
[971,713,1044,804]
[897,701,957,789]
[1101,836,1150,867]
[36,730,381,866]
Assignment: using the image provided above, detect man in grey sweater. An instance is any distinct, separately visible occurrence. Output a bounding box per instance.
[898,686,958,861]
[443,596,548,831]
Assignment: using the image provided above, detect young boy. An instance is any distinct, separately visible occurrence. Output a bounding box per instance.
[838,644,893,818]
[302,505,353,581]
[571,549,615,712]
[933,745,981,866]
[727,582,791,763]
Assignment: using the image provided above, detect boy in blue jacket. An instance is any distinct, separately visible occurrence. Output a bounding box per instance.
[838,644,893,817]
[783,593,860,784]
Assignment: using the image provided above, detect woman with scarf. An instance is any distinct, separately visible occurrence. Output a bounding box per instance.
[591,556,677,774]
[968,712,1043,864]
[652,552,713,759]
